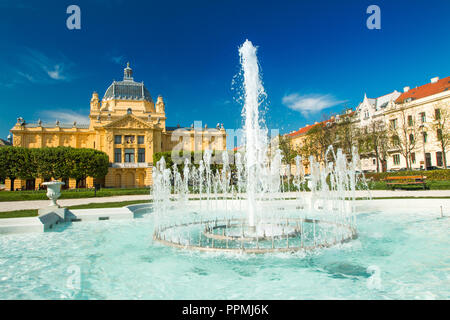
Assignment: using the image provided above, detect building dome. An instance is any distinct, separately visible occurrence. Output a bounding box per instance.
[103,63,153,103]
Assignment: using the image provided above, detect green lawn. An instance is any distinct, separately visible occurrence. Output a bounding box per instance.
[0,209,39,219]
[0,187,150,202]
[0,200,151,219]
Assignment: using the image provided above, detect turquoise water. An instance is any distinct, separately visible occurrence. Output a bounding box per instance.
[0,207,449,299]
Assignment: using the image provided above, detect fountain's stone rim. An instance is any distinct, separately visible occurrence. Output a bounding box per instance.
[153,218,358,254]
[203,222,301,242]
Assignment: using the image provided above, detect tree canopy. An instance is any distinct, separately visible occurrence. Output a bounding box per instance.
[0,147,109,181]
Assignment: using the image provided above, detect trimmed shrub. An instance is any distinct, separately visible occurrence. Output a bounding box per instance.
[0,146,109,181]
[364,169,450,182]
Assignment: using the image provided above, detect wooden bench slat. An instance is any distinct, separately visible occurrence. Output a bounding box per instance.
[385,176,426,180]
[386,182,425,185]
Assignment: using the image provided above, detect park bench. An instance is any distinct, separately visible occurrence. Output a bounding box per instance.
[384,175,427,190]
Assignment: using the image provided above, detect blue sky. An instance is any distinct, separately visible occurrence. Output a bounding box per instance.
[0,0,450,138]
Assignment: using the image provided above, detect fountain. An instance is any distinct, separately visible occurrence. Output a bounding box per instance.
[152,40,362,253]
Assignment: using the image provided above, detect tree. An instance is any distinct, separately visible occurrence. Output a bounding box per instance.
[302,122,336,162]
[0,147,37,180]
[68,148,109,182]
[278,134,298,165]
[334,115,358,158]
[431,102,450,168]
[388,103,419,170]
[0,147,109,189]
[359,120,389,172]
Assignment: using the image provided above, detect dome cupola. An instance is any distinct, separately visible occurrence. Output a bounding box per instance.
[103,62,153,103]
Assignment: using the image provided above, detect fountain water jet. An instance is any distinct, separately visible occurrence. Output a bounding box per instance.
[151,40,364,253]
[239,40,266,228]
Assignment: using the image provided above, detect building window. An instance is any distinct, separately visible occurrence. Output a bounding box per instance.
[411,152,416,164]
[138,136,145,144]
[435,108,441,120]
[392,135,400,146]
[409,134,414,144]
[125,135,135,144]
[114,135,122,144]
[420,112,426,123]
[372,158,376,165]
[114,148,122,163]
[408,115,413,127]
[436,152,443,167]
[437,129,443,141]
[138,148,145,163]
[393,154,400,165]
[390,119,397,129]
[124,149,135,163]
[423,132,428,143]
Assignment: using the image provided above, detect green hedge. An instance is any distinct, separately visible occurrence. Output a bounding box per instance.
[364,169,450,181]
[0,146,109,181]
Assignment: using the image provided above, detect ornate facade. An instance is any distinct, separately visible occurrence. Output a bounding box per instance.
[8,63,226,190]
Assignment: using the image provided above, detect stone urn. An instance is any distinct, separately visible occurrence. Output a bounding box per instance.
[42,181,65,207]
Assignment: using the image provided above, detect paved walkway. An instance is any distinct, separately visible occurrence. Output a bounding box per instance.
[0,190,449,212]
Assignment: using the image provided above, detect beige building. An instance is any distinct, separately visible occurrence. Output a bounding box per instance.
[353,91,401,172]
[284,76,450,173]
[8,63,226,190]
[384,76,450,170]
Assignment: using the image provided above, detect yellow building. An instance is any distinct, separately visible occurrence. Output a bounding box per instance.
[8,63,226,190]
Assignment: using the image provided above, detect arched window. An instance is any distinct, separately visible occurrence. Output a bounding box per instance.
[127,108,132,114]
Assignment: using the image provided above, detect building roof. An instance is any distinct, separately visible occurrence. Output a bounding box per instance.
[396,76,450,104]
[286,111,355,138]
[286,123,319,137]
[0,138,11,146]
[22,122,89,129]
[358,91,401,111]
[103,63,153,103]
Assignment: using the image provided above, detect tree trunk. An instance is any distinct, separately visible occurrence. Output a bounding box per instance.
[375,147,380,173]
[442,143,447,168]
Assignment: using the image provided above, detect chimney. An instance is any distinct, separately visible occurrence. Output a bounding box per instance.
[403,86,410,93]
[431,77,439,83]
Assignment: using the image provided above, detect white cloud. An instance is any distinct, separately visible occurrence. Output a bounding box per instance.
[45,64,66,80]
[282,93,346,116]
[110,55,125,65]
[16,49,74,83]
[39,110,90,124]
[16,71,35,82]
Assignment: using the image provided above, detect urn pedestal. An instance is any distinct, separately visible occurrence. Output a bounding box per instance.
[42,181,65,207]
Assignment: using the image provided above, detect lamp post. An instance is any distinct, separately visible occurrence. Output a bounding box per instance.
[420,124,427,171]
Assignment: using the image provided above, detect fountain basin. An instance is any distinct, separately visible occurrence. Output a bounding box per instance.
[0,199,448,299]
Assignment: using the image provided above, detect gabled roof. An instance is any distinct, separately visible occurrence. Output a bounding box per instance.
[396,76,450,104]
[358,91,400,111]
[102,113,153,129]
